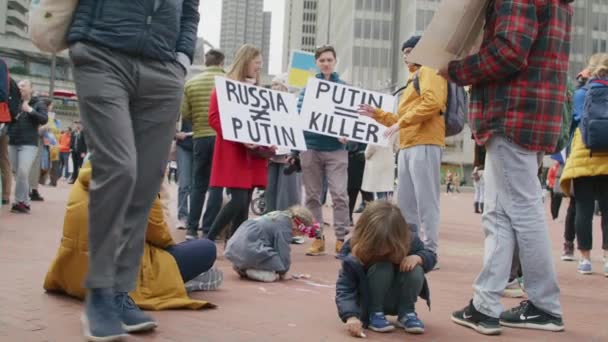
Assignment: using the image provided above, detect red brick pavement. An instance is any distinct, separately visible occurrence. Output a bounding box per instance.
[1,182,607,342]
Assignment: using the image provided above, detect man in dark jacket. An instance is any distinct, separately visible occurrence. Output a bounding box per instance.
[7,80,48,213]
[68,121,87,184]
[66,1,200,340]
[439,0,573,335]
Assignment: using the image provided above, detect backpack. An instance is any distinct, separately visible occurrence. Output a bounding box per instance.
[580,79,608,152]
[412,72,467,137]
[29,0,79,53]
[552,81,574,154]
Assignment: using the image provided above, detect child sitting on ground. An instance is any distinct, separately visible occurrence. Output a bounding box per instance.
[224,206,317,282]
[335,201,437,337]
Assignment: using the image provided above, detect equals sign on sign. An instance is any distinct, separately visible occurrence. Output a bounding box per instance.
[333,106,359,119]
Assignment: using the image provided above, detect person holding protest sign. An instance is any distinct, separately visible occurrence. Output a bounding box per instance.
[298,45,350,257]
[359,36,447,257]
[206,44,272,242]
[438,0,573,335]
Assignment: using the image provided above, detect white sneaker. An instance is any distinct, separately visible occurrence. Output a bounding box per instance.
[245,269,279,283]
[577,259,592,275]
[503,278,525,298]
[177,220,187,230]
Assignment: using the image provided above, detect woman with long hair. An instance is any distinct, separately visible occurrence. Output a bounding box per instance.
[206,44,271,242]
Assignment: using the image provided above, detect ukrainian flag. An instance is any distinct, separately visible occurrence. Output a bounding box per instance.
[288,50,318,88]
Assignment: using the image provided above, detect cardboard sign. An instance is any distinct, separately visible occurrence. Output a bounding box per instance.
[407,0,487,70]
[287,50,318,88]
[299,79,394,146]
[215,77,308,151]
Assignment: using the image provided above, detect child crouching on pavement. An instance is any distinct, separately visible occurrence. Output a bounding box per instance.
[335,201,436,337]
[224,206,318,282]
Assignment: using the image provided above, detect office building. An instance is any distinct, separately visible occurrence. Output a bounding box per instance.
[220,0,270,72]
[570,0,608,78]
[262,11,272,75]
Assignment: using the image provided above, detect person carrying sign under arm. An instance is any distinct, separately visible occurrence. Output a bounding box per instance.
[298,45,350,257]
[206,44,270,242]
[359,36,447,258]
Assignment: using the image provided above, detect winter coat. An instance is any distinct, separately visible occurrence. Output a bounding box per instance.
[335,238,436,327]
[361,134,398,193]
[224,211,294,273]
[208,88,268,189]
[560,128,608,197]
[7,97,48,146]
[43,162,213,311]
[374,65,447,150]
[68,0,200,64]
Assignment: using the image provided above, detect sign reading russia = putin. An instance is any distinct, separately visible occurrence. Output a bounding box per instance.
[215,76,307,151]
[299,79,393,146]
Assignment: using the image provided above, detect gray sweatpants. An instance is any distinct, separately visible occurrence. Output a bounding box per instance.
[396,145,442,252]
[473,136,561,318]
[70,42,185,291]
[301,150,349,240]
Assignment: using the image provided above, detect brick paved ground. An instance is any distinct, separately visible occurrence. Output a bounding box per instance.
[1,181,607,342]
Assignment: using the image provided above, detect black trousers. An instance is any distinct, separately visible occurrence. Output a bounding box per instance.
[573,176,608,251]
[348,188,373,220]
[207,188,252,241]
[564,197,576,243]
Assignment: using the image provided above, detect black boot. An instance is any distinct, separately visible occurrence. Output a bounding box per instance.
[480,203,484,213]
[474,202,480,214]
[30,189,44,202]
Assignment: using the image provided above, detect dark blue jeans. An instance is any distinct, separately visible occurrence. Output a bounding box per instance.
[187,137,223,233]
[166,239,217,282]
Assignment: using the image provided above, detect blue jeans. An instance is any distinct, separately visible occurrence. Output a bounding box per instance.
[188,137,223,233]
[166,239,217,282]
[176,145,193,222]
[59,152,71,178]
[8,145,38,204]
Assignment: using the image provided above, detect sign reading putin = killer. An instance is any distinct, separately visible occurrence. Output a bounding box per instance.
[299,79,393,146]
[214,76,308,151]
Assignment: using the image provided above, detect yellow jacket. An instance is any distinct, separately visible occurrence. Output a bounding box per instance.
[43,163,213,310]
[560,128,608,197]
[374,65,447,149]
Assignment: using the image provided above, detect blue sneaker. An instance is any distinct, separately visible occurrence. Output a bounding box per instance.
[397,312,425,334]
[578,259,592,275]
[368,312,395,333]
[82,288,128,342]
[115,292,158,333]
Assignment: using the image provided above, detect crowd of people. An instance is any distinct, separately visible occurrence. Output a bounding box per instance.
[2,0,607,341]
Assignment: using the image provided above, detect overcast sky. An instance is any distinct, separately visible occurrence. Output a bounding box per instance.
[198,0,286,75]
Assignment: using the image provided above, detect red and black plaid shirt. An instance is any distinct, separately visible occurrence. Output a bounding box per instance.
[448,0,574,153]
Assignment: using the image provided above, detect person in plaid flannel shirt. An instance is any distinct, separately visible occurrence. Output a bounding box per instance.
[438,0,574,336]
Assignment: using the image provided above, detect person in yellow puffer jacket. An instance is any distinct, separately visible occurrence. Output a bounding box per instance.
[44,161,221,311]
[359,35,447,255]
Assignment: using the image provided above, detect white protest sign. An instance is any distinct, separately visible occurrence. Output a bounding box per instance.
[299,79,393,146]
[215,76,308,151]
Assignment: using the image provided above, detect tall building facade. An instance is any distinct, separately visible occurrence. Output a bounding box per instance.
[282,0,319,72]
[570,0,608,78]
[261,11,272,75]
[220,0,270,72]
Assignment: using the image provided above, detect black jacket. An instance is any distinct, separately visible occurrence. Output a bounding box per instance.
[8,97,48,146]
[335,237,436,327]
[67,0,200,63]
[70,130,87,155]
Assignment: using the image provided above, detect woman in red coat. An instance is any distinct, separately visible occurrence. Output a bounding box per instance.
[206,44,270,241]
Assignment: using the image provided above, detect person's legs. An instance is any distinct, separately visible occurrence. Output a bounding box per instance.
[597,177,608,253]
[176,145,192,223]
[275,168,302,210]
[394,265,424,316]
[28,143,42,196]
[324,150,349,242]
[165,239,217,282]
[471,138,523,319]
[366,262,396,332]
[408,145,442,252]
[0,134,11,203]
[264,162,280,213]
[201,186,223,234]
[187,137,213,236]
[10,145,38,205]
[476,137,562,318]
[574,177,595,262]
[396,149,420,236]
[301,150,324,227]
[207,188,250,241]
[347,187,359,221]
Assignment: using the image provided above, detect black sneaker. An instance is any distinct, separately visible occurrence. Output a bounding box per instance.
[10,202,30,214]
[452,300,502,335]
[30,190,44,202]
[499,300,564,332]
